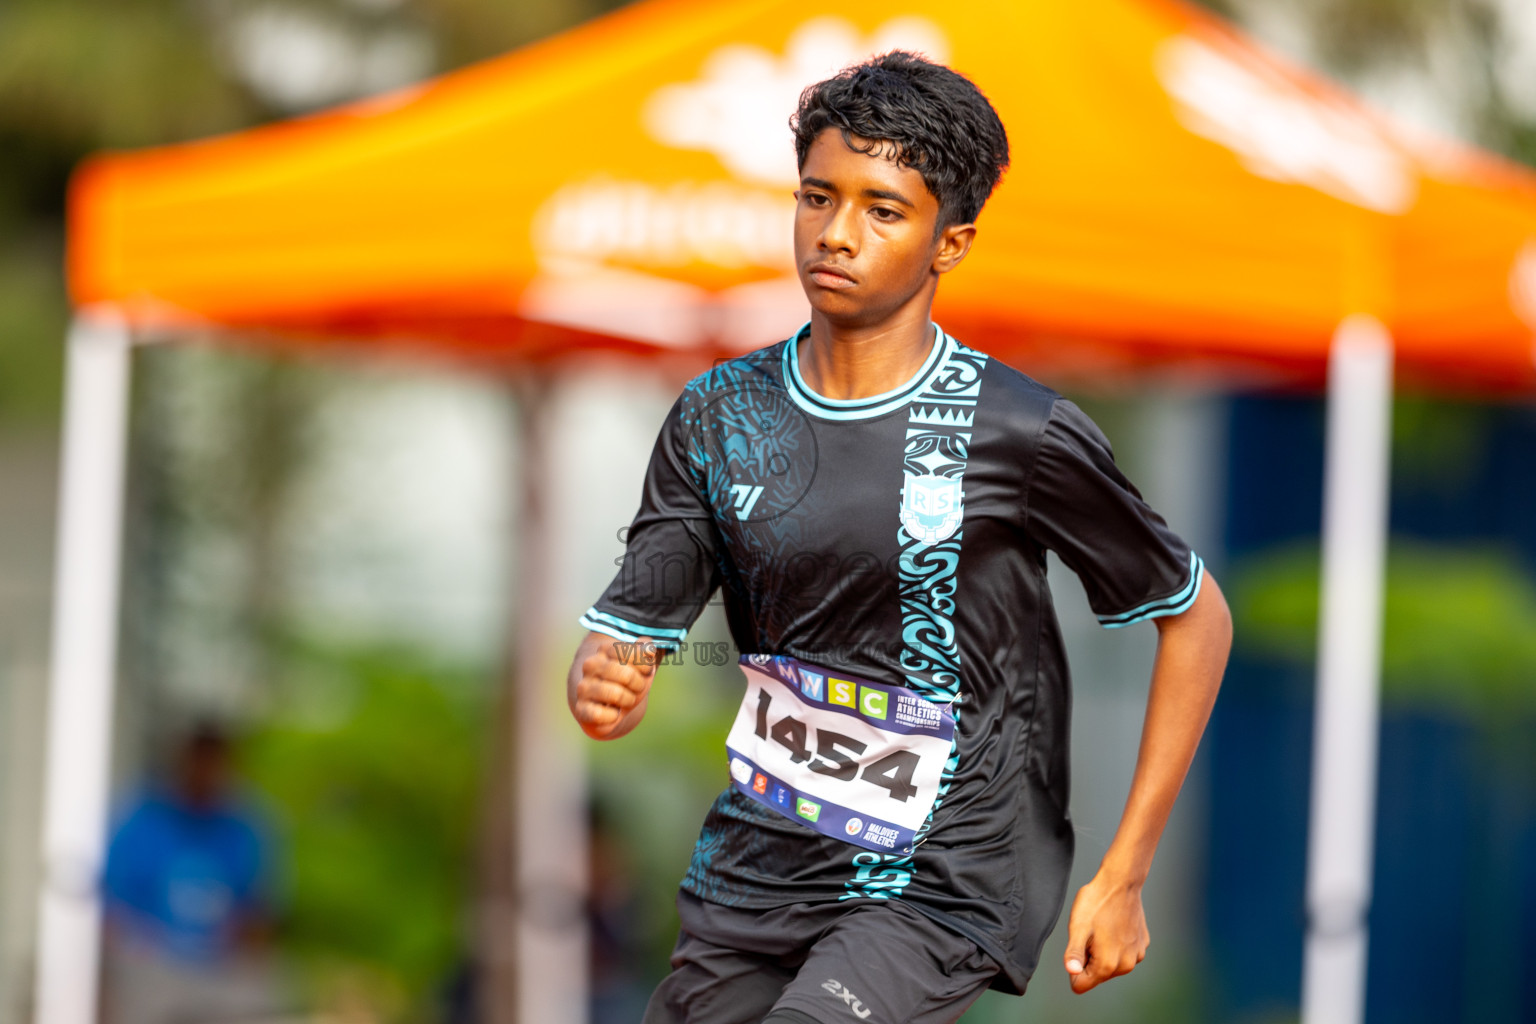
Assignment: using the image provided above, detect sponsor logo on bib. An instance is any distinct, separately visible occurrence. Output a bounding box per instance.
[858,686,887,720]
[845,817,863,836]
[829,678,857,708]
[796,797,822,822]
[861,822,901,849]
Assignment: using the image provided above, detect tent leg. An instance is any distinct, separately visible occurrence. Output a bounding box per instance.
[1301,315,1393,1024]
[34,312,133,1024]
[511,381,589,1024]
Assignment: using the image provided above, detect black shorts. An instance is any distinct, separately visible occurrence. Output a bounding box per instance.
[641,892,1000,1024]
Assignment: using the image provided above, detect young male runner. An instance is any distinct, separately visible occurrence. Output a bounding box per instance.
[567,52,1232,1023]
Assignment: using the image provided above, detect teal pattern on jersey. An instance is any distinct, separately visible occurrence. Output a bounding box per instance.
[843,337,988,901]
[679,347,824,644]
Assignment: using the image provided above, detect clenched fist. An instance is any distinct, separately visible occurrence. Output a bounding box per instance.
[1063,868,1150,994]
[568,631,662,740]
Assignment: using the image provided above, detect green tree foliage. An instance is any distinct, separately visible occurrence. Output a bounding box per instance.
[416,0,627,68]
[1231,540,1536,717]
[0,0,256,157]
[1193,0,1534,168]
[585,643,742,976]
[0,0,259,424]
[1228,399,1536,726]
[0,248,67,421]
[1287,0,1447,75]
[237,639,487,1020]
[0,0,627,425]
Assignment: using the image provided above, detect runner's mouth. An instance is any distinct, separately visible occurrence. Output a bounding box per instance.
[806,263,856,289]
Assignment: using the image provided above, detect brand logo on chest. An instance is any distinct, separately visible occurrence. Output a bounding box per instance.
[693,386,817,524]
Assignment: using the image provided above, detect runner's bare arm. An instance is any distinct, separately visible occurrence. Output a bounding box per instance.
[567,630,660,741]
[1063,568,1231,994]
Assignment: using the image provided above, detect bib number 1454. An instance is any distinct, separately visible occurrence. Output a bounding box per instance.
[753,688,919,803]
[724,655,955,853]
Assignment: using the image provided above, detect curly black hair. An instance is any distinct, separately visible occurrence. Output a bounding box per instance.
[791,51,1010,228]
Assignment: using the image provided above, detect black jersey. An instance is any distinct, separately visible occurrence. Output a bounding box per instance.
[580,324,1201,992]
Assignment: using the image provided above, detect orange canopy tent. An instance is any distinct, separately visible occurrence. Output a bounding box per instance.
[39,3,1536,1024]
[67,0,1536,389]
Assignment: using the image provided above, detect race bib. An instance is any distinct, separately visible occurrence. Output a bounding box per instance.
[724,654,955,855]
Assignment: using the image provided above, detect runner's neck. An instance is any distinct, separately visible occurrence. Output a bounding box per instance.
[797,315,938,402]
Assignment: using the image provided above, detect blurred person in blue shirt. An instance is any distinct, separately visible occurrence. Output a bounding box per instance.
[102,724,285,1024]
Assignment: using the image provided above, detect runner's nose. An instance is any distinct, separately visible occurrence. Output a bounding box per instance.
[819,201,858,256]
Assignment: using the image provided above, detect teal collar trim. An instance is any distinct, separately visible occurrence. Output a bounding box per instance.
[782,322,954,421]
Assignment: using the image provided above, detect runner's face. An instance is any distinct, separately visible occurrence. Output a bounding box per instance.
[794,131,961,329]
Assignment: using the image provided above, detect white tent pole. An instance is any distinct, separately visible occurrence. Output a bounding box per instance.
[34,311,134,1024]
[513,380,589,1024]
[1301,314,1394,1024]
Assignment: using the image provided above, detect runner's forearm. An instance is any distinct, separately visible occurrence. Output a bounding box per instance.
[1100,570,1230,886]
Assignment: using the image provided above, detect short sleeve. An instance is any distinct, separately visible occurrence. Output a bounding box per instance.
[1026,399,1203,629]
[579,394,720,650]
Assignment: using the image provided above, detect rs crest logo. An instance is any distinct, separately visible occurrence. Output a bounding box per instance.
[900,472,963,545]
[729,484,764,518]
[820,979,872,1019]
